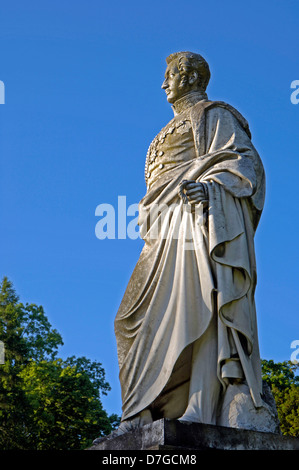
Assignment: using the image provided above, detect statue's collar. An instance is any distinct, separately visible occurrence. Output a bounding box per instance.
[172,91,208,116]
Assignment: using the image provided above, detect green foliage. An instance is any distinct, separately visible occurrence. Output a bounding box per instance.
[18,359,113,449]
[0,277,120,450]
[261,359,299,437]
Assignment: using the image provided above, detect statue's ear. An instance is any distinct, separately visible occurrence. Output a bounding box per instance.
[188,71,198,85]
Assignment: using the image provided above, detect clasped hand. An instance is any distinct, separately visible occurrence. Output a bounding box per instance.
[179,180,208,205]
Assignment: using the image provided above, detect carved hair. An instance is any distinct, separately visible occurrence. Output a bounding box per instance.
[166,51,211,91]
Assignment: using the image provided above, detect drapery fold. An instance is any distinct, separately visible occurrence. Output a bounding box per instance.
[114,101,265,420]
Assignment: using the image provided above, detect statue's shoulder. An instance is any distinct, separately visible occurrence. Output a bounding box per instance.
[191,100,251,138]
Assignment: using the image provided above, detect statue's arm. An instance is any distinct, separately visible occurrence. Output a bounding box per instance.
[195,105,263,200]
[181,104,264,222]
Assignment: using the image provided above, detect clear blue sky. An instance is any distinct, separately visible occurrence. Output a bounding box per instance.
[0,0,298,417]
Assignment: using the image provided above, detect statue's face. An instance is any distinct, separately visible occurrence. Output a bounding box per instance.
[161,61,185,104]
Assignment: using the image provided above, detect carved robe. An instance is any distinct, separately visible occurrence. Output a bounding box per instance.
[114,96,266,423]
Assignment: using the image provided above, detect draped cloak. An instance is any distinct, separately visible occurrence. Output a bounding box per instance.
[114,99,266,422]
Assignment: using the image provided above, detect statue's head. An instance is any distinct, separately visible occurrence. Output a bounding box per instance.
[162,51,210,104]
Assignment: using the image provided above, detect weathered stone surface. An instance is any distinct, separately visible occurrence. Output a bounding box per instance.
[113,51,267,429]
[88,419,299,451]
[217,381,281,434]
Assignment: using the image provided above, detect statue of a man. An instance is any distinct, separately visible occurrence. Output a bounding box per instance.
[114,51,266,433]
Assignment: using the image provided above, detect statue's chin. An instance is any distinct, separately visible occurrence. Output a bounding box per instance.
[166,95,174,104]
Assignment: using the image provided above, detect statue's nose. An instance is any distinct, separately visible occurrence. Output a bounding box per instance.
[161,79,168,90]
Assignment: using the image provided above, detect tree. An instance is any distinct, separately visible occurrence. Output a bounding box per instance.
[0,277,119,449]
[261,359,299,437]
[18,358,113,449]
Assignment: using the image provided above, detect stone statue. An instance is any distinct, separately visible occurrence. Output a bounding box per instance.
[113,51,271,434]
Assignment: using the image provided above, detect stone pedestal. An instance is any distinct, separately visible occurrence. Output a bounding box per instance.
[88,419,299,451]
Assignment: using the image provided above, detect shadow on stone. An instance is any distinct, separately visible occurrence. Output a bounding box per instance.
[88,418,299,451]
